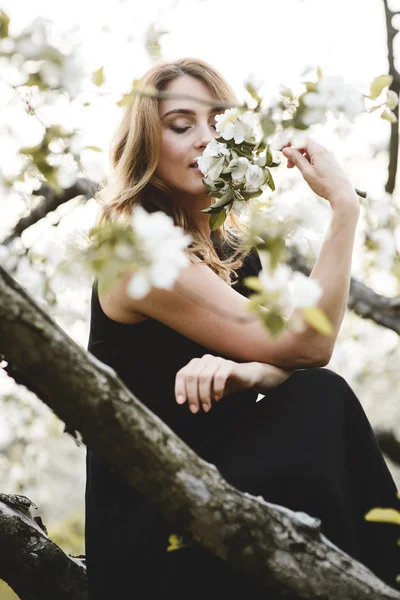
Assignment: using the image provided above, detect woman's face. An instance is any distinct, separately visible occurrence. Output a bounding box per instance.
[156,74,222,202]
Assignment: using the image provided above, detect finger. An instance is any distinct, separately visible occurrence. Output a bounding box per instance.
[197,359,225,411]
[175,355,215,413]
[184,371,200,414]
[287,149,310,168]
[175,367,189,405]
[175,357,203,408]
[212,362,235,400]
[282,146,311,173]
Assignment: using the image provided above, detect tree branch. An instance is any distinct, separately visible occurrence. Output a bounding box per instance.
[0,178,97,247]
[382,0,400,194]
[0,265,399,598]
[0,493,86,600]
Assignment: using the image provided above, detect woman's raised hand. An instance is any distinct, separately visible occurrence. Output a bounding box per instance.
[281,137,360,215]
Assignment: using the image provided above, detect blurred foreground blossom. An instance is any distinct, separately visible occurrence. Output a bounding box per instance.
[127,205,193,299]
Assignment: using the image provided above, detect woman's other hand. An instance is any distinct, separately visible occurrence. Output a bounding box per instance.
[281,137,360,216]
[174,354,293,414]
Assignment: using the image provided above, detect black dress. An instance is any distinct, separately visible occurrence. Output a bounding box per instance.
[85,246,400,598]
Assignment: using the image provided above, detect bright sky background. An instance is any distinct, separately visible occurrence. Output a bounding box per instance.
[1,0,398,168]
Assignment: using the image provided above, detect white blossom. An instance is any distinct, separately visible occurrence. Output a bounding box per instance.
[40,53,86,100]
[214,108,257,144]
[243,72,265,94]
[126,205,192,299]
[245,164,265,191]
[199,139,230,160]
[370,228,396,270]
[269,127,308,151]
[258,263,294,314]
[232,200,248,216]
[196,140,230,180]
[256,152,267,167]
[288,271,323,308]
[303,75,365,124]
[229,156,251,181]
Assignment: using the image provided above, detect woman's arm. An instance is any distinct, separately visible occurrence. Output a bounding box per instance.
[285,202,359,364]
[174,355,297,413]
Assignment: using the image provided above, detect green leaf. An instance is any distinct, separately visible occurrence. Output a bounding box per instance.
[92,67,105,87]
[209,209,227,230]
[304,81,318,93]
[166,533,192,551]
[255,139,267,153]
[265,311,287,338]
[116,94,133,108]
[265,169,275,191]
[244,82,262,106]
[369,75,393,100]
[260,116,276,138]
[365,508,400,525]
[243,275,263,292]
[201,187,235,213]
[241,189,263,200]
[387,90,399,110]
[85,146,103,152]
[208,156,225,181]
[301,307,334,337]
[265,144,273,166]
[381,108,398,123]
[0,9,10,38]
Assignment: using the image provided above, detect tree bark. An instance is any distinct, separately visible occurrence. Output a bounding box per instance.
[0,265,400,599]
[0,493,86,600]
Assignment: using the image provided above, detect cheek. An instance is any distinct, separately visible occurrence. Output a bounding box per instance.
[161,134,187,165]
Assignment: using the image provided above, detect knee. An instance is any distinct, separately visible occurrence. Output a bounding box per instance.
[289,366,350,399]
[294,366,346,384]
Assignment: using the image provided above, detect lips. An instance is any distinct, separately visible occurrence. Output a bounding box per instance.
[189,161,198,168]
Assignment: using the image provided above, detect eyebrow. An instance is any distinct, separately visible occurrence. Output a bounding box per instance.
[161,106,224,119]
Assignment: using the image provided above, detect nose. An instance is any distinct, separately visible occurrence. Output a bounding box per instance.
[195,121,216,151]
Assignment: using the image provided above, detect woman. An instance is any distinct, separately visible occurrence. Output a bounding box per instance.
[85,57,400,598]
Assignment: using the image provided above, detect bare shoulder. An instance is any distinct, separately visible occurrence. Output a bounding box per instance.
[98,255,204,324]
[97,274,149,324]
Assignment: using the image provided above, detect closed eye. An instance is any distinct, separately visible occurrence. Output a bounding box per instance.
[171,124,217,134]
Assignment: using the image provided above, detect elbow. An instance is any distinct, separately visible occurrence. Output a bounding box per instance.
[263,346,333,371]
[300,350,332,369]
[266,354,328,370]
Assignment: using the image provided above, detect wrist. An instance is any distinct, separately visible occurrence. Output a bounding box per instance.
[328,190,360,220]
[253,362,295,394]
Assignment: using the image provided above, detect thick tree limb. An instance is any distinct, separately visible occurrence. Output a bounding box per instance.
[0,265,399,598]
[382,0,400,194]
[0,493,86,600]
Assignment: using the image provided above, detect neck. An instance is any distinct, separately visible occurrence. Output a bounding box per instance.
[175,192,214,239]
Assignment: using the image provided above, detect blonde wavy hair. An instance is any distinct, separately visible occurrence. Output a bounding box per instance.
[95,57,252,285]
